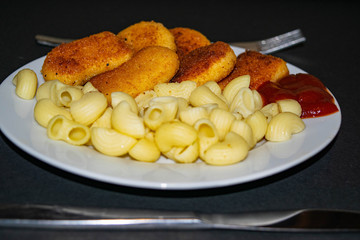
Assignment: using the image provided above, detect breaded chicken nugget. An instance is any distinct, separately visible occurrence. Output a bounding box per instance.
[117,21,176,53]
[169,27,211,59]
[90,46,179,103]
[218,50,289,90]
[170,41,236,86]
[41,31,134,86]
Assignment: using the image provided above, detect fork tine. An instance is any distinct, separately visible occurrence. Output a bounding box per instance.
[259,29,306,54]
[230,29,306,54]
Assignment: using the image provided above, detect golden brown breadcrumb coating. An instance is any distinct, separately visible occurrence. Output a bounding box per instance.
[90,46,179,103]
[169,27,211,59]
[41,31,134,86]
[218,50,289,90]
[117,21,176,53]
[171,41,236,86]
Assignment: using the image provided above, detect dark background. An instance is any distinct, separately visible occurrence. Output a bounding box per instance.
[1,1,359,239]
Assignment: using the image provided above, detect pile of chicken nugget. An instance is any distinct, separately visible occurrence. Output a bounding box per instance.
[41,20,289,103]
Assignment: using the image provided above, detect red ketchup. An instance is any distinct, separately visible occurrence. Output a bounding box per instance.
[257,73,339,118]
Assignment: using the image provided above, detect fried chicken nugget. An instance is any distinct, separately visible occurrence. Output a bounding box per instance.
[169,27,211,59]
[170,41,236,86]
[90,46,179,103]
[41,31,134,86]
[117,21,176,53]
[218,50,289,90]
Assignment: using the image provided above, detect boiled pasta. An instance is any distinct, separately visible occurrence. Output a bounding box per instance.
[129,138,161,162]
[155,121,197,153]
[222,75,250,103]
[245,110,268,143]
[47,115,90,145]
[34,98,73,127]
[111,101,145,138]
[277,99,302,117]
[36,79,57,100]
[179,106,209,126]
[189,85,228,110]
[201,132,249,166]
[91,127,137,156]
[28,62,307,166]
[70,91,107,126]
[111,91,138,112]
[91,107,113,129]
[260,103,279,122]
[163,141,199,163]
[12,68,38,100]
[265,112,305,142]
[82,82,98,94]
[230,119,256,149]
[154,81,196,100]
[209,108,235,140]
[193,118,219,159]
[57,86,84,107]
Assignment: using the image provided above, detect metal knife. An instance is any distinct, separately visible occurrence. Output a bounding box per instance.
[0,204,360,232]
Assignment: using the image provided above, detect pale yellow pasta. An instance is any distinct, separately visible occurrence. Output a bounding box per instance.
[70,91,107,126]
[149,96,178,122]
[111,91,138,113]
[143,104,169,131]
[57,86,84,107]
[201,103,219,114]
[155,121,197,153]
[129,138,161,162]
[36,80,57,100]
[81,82,98,94]
[135,90,157,115]
[203,81,227,102]
[277,99,302,117]
[12,69,38,100]
[91,127,137,156]
[154,81,196,100]
[223,75,250,103]
[179,106,209,126]
[232,112,243,120]
[47,115,90,146]
[265,112,305,142]
[176,97,189,116]
[230,88,256,118]
[252,90,263,110]
[111,101,145,138]
[34,98,73,127]
[201,132,249,166]
[91,107,113,129]
[49,80,67,106]
[230,119,256,149]
[144,97,179,130]
[163,141,199,163]
[245,110,268,143]
[260,103,279,122]
[189,85,228,110]
[209,108,235,140]
[193,118,219,159]
[203,81,222,96]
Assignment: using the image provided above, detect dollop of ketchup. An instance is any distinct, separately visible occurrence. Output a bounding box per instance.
[257,73,339,118]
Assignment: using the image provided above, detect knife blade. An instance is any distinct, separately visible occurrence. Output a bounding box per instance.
[0,204,359,232]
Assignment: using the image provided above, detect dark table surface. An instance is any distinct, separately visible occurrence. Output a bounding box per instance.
[1,1,360,239]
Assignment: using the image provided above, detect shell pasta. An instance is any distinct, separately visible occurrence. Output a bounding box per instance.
[27,69,306,166]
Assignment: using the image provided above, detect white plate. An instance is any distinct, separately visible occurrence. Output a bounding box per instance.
[0,47,341,190]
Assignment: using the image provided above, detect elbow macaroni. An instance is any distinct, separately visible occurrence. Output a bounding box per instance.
[47,115,90,146]
[29,69,306,166]
[12,69,38,100]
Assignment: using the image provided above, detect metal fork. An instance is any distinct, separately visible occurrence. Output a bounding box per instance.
[230,29,306,54]
[35,29,306,54]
